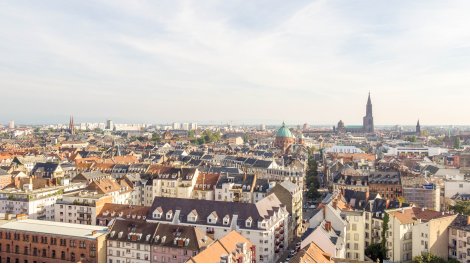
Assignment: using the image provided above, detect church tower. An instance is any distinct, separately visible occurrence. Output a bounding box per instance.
[362,92,374,133]
[69,116,75,135]
[416,120,421,135]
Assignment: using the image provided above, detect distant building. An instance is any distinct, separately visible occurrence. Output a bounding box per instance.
[275,122,295,153]
[416,120,421,135]
[8,120,14,129]
[106,119,114,130]
[363,92,374,133]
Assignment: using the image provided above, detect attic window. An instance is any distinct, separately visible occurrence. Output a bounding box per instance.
[223,215,230,225]
[166,211,173,220]
[246,218,252,227]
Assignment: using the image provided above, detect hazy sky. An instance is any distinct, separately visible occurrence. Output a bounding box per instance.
[1,0,470,125]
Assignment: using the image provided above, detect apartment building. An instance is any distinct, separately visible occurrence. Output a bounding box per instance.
[151,167,199,199]
[191,172,219,200]
[387,207,457,262]
[107,219,212,263]
[86,178,132,204]
[0,184,64,220]
[403,183,440,211]
[54,190,113,225]
[147,194,289,262]
[368,171,402,199]
[150,223,212,263]
[97,203,149,226]
[268,180,303,239]
[343,211,365,261]
[0,219,108,263]
[187,231,255,263]
[214,173,257,203]
[107,219,157,263]
[448,214,470,262]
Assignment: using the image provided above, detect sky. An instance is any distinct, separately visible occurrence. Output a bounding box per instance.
[1,0,470,126]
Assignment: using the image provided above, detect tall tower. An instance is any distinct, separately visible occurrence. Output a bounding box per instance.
[69,116,75,135]
[416,120,421,135]
[362,92,374,133]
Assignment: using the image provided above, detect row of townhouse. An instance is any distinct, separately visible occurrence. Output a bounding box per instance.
[107,219,212,263]
[147,193,290,263]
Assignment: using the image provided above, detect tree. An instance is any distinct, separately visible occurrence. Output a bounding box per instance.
[188,130,195,139]
[365,213,389,262]
[449,200,470,215]
[365,243,386,263]
[306,157,321,200]
[453,137,461,149]
[412,252,445,263]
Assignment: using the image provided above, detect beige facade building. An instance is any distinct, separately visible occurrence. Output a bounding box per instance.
[386,207,456,262]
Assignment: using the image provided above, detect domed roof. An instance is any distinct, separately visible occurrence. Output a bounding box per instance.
[276,122,293,138]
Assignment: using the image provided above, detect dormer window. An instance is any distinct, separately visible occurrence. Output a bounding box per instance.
[166,210,173,220]
[223,215,230,225]
[154,211,162,219]
[246,217,252,228]
[187,209,198,222]
[207,211,218,224]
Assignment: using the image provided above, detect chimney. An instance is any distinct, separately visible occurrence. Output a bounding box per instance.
[325,221,332,232]
[365,190,370,201]
[467,216,470,225]
[332,200,337,209]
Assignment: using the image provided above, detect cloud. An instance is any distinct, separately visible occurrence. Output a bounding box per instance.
[0,0,469,125]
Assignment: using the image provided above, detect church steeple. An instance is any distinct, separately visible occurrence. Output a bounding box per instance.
[416,119,421,135]
[363,92,374,133]
[69,115,75,135]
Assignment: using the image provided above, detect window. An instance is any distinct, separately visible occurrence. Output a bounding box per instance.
[42,249,46,257]
[6,244,10,253]
[70,240,76,247]
[24,247,29,255]
[15,245,19,254]
[61,251,66,260]
[51,250,56,259]
[33,248,38,256]
[79,241,86,249]
[50,238,56,245]
[71,253,75,262]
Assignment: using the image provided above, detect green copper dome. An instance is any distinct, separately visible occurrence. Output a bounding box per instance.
[276,122,293,138]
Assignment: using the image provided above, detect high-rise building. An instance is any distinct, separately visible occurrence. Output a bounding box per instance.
[190,122,198,130]
[8,120,14,129]
[182,123,190,130]
[172,122,180,130]
[362,92,374,133]
[106,119,114,130]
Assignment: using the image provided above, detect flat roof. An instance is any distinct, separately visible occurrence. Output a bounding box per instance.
[0,219,108,239]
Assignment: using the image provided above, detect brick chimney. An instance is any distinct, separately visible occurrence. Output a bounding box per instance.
[467,215,470,225]
[325,221,332,232]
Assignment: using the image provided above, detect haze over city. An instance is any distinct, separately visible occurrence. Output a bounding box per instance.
[1,0,470,125]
